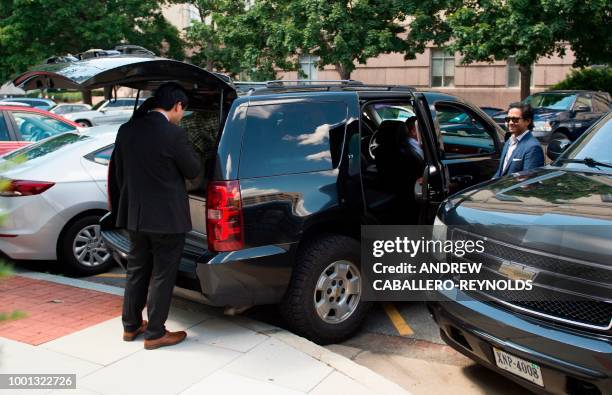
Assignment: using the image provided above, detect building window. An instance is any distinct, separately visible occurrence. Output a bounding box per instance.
[299,55,319,81]
[186,5,200,27]
[431,49,455,87]
[507,56,534,87]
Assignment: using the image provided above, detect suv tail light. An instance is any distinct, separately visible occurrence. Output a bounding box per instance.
[0,179,55,197]
[206,180,244,252]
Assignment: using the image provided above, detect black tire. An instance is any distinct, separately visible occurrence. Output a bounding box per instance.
[59,215,113,276]
[280,234,372,344]
[76,120,92,127]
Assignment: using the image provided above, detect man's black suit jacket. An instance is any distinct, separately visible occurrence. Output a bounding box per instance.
[109,111,201,234]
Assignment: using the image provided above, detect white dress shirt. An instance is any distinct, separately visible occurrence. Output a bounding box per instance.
[152,110,169,122]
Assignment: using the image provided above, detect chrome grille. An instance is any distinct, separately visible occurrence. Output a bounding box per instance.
[452,228,612,331]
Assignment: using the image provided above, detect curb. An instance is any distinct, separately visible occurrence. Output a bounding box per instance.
[15,272,410,395]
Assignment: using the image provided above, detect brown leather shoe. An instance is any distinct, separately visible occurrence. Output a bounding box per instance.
[144,330,187,350]
[122,320,148,342]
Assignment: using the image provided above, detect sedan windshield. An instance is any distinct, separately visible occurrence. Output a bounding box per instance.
[524,93,576,110]
[555,113,612,172]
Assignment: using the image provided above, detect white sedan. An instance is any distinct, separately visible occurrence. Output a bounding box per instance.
[0,125,118,275]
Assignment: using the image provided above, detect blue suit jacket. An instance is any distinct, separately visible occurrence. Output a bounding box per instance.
[494,131,544,178]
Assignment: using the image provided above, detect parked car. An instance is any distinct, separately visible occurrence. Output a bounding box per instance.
[0,97,56,111]
[429,112,612,395]
[49,103,92,115]
[0,125,118,275]
[480,106,504,118]
[492,90,611,143]
[0,105,80,155]
[12,55,506,344]
[64,97,145,127]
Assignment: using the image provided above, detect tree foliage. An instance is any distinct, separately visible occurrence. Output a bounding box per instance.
[0,0,185,82]
[183,0,408,80]
[551,67,612,95]
[401,0,611,99]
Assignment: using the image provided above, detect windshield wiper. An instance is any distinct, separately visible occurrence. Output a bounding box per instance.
[557,157,612,169]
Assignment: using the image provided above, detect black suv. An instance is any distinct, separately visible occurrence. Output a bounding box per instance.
[13,55,506,344]
[493,90,611,143]
[430,112,612,394]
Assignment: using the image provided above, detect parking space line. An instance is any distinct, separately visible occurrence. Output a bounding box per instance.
[94,273,127,278]
[382,302,414,336]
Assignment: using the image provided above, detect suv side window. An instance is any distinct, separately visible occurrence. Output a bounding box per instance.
[240,101,347,178]
[592,94,610,113]
[434,104,496,157]
[574,95,593,111]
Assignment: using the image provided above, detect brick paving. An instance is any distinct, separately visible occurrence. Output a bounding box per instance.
[0,275,122,345]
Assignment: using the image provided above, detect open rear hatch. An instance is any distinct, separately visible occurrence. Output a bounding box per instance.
[12,55,237,285]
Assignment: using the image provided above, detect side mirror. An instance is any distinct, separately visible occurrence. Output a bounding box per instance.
[574,105,591,113]
[547,138,572,161]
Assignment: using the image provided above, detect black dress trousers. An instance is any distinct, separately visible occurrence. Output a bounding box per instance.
[122,231,186,340]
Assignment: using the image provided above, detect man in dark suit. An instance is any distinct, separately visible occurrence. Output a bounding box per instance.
[111,83,201,350]
[493,103,544,178]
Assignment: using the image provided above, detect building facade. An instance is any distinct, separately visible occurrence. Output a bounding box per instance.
[279,48,576,109]
[162,4,575,109]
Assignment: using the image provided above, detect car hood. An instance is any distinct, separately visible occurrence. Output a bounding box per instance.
[532,107,568,122]
[441,167,612,263]
[444,167,612,225]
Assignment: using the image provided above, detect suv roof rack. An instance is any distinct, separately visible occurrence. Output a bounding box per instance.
[249,80,414,95]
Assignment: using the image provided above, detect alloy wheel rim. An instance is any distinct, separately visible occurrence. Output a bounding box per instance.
[313,260,361,324]
[72,224,110,267]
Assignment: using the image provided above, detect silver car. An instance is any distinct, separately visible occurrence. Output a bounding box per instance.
[0,125,118,275]
[49,103,92,115]
[64,98,144,127]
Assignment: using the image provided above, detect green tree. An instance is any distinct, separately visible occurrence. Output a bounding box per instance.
[181,0,296,80]
[281,0,408,79]
[0,0,185,83]
[183,0,408,80]
[402,0,612,100]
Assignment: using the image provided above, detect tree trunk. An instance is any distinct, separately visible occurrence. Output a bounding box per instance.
[336,64,351,80]
[519,64,531,100]
[103,86,113,100]
[81,90,92,105]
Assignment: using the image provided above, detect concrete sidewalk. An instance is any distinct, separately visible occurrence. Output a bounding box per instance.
[0,272,410,395]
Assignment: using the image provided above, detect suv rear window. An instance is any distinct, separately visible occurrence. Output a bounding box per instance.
[239,102,347,178]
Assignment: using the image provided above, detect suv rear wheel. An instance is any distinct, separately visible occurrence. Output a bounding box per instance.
[280,234,371,344]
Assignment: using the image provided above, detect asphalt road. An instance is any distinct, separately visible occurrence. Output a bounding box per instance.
[7,259,531,394]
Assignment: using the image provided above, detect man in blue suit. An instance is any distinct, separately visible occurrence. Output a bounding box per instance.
[493,103,544,178]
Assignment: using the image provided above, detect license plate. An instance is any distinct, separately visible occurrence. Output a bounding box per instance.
[493,348,544,387]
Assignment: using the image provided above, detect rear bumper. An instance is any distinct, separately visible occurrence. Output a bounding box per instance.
[0,195,64,260]
[429,291,612,395]
[101,228,294,307]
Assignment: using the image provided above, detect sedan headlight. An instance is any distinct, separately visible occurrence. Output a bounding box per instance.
[533,121,552,132]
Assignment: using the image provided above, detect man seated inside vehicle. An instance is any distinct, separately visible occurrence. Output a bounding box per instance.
[400,116,425,222]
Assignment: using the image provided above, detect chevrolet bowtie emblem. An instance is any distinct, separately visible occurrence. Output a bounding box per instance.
[498,261,538,281]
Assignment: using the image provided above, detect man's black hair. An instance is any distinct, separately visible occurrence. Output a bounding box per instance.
[508,102,534,130]
[405,115,418,128]
[153,82,189,111]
